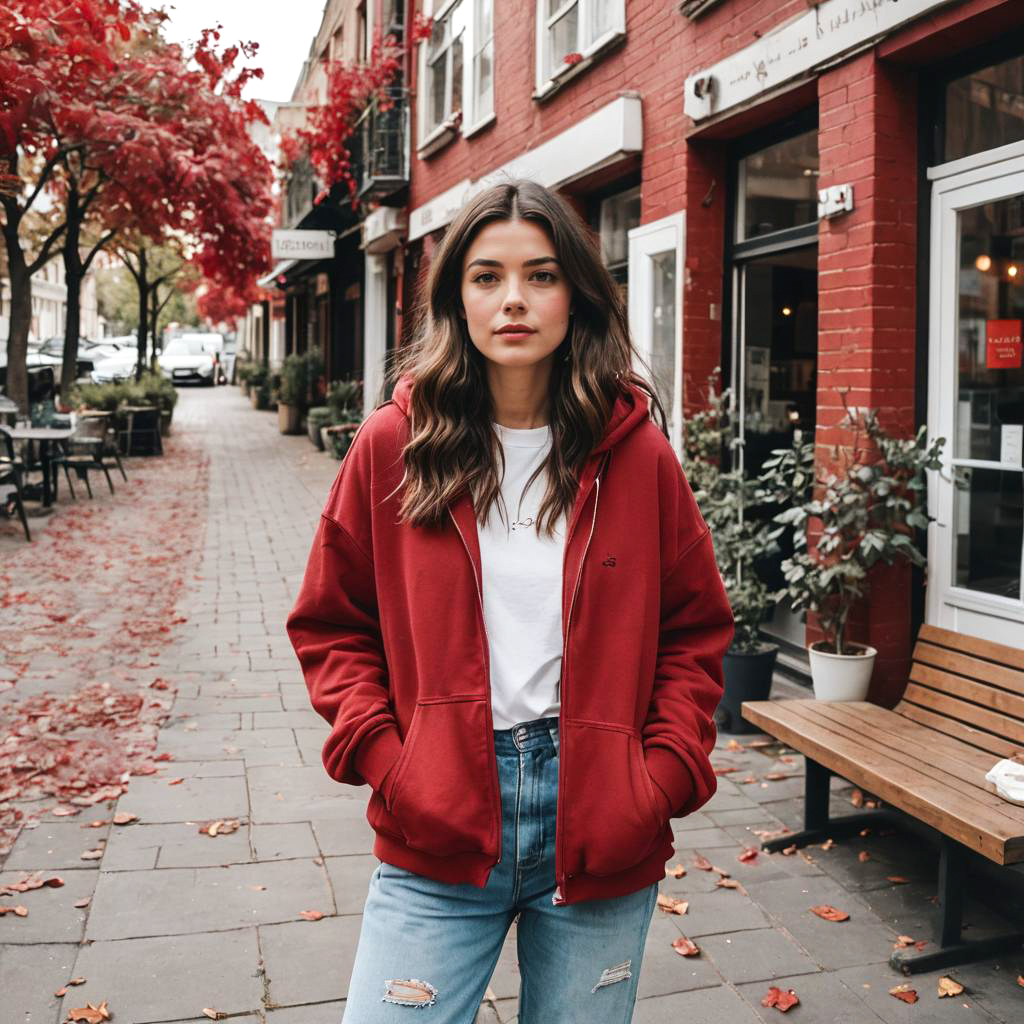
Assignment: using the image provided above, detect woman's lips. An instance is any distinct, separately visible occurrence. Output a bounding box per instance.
[495,328,536,340]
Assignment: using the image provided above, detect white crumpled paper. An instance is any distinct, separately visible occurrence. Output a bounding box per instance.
[984,758,1024,805]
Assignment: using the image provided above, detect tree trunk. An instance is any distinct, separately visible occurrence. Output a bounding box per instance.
[60,196,83,407]
[3,234,32,415]
[135,247,149,381]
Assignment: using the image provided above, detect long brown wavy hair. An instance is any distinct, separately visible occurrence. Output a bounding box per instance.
[386,176,668,538]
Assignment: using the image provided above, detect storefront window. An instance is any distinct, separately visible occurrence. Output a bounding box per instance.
[953,195,1024,599]
[599,185,641,304]
[737,128,819,241]
[945,54,1024,163]
[649,249,676,417]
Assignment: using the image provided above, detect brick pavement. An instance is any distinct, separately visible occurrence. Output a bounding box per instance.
[2,386,1021,1023]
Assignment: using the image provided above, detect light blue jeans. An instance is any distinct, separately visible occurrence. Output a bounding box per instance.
[342,715,660,1023]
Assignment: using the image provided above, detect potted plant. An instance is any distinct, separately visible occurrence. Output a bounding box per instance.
[248,365,268,409]
[324,421,361,460]
[757,402,944,701]
[278,354,306,434]
[307,406,331,449]
[683,371,783,733]
[236,361,254,397]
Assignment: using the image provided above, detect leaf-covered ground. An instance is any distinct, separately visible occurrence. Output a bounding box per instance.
[0,432,209,856]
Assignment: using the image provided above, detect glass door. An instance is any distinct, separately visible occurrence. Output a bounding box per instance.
[927,146,1024,643]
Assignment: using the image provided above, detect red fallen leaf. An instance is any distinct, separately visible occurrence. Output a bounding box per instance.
[761,987,800,1012]
[894,935,916,948]
[763,772,793,781]
[52,806,80,817]
[665,862,686,878]
[112,812,138,825]
[745,738,774,748]
[55,976,87,996]
[716,877,742,890]
[43,875,64,887]
[656,894,688,915]
[810,904,849,922]
[738,775,758,784]
[80,848,104,861]
[858,851,871,862]
[85,820,108,829]
[671,936,700,956]
[820,838,835,850]
[74,897,91,908]
[298,909,325,921]
[154,752,174,762]
[198,819,241,837]
[202,1010,228,1020]
[66,1002,112,1023]
[887,875,909,884]
[738,847,759,864]
[781,845,797,855]
[1017,975,1023,987]
[0,905,28,916]
[889,984,918,1004]
[692,852,713,871]
[725,739,743,751]
[937,976,964,997]
[167,777,185,785]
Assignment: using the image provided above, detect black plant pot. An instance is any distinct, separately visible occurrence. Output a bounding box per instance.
[717,644,778,734]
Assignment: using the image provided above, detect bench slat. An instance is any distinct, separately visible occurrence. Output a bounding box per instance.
[904,677,1024,746]
[919,624,1024,673]
[741,699,1024,864]
[789,702,1024,823]
[909,656,1024,721]
[896,702,1020,758]
[913,641,1024,699]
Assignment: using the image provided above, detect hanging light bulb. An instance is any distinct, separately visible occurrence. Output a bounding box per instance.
[781,306,792,317]
[975,254,992,272]
[1009,264,1019,279]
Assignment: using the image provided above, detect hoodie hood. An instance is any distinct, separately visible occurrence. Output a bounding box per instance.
[388,372,650,453]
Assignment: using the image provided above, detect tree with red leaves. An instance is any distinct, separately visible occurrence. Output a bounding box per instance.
[1,2,274,407]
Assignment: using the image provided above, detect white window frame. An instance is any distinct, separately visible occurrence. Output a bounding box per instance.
[463,0,495,137]
[628,212,685,458]
[925,139,1024,644]
[417,0,466,156]
[533,0,626,100]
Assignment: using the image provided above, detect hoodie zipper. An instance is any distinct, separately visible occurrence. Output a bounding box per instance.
[448,506,503,869]
[552,462,604,906]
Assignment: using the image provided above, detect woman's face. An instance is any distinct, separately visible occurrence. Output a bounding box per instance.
[459,217,573,371]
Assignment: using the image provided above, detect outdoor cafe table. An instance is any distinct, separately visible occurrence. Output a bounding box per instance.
[6,423,76,510]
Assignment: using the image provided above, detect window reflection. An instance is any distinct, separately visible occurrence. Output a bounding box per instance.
[738,129,819,241]
[954,467,1023,599]
[945,55,1024,163]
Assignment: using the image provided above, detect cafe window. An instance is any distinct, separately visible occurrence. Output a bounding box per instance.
[736,128,819,242]
[598,185,641,306]
[944,53,1024,163]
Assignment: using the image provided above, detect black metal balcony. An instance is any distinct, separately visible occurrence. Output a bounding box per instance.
[356,86,409,200]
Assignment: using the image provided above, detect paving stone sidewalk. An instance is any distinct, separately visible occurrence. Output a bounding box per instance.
[2,387,1021,1023]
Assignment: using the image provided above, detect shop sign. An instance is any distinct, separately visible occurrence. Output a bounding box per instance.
[684,0,955,121]
[986,319,1022,370]
[272,229,336,260]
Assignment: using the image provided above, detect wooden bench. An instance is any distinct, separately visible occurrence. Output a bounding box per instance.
[742,624,1024,974]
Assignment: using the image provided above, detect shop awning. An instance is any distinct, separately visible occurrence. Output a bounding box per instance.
[256,259,297,288]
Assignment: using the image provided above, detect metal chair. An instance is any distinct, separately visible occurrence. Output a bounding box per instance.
[0,427,31,541]
[51,417,117,499]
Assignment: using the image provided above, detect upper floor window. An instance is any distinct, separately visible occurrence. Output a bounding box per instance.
[944,53,1024,163]
[535,0,625,97]
[418,0,494,155]
[426,1,465,135]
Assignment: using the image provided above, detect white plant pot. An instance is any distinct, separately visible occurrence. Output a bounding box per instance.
[807,642,877,701]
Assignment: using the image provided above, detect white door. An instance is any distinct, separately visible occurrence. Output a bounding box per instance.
[627,213,684,457]
[927,141,1024,646]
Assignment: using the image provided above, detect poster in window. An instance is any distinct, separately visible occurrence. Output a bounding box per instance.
[985,319,1022,369]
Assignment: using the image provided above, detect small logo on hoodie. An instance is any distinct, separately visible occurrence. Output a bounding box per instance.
[602,555,617,567]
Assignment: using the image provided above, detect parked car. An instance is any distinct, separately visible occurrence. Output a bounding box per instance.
[158,337,216,386]
[25,337,96,379]
[91,346,141,383]
[175,332,227,385]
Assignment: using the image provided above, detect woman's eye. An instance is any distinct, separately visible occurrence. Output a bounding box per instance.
[473,272,561,284]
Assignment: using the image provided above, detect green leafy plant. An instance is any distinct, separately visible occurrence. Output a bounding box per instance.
[325,377,363,424]
[757,401,945,655]
[682,370,782,654]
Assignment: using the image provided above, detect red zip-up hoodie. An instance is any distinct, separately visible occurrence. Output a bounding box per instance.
[286,372,733,906]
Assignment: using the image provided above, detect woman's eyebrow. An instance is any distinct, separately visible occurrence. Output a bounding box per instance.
[465,256,561,270]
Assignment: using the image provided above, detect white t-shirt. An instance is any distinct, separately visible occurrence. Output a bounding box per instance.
[479,421,566,731]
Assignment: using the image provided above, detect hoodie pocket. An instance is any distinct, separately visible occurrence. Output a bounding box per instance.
[562,721,663,877]
[382,695,498,858]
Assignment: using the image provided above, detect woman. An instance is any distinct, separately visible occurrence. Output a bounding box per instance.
[287,177,733,1023]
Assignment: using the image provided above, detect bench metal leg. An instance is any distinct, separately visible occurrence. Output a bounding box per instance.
[761,759,897,852]
[889,835,1024,974]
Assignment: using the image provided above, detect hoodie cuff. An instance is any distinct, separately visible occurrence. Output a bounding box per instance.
[644,745,697,819]
[353,724,404,800]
